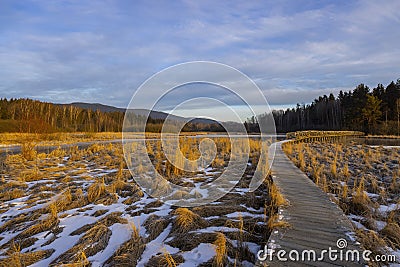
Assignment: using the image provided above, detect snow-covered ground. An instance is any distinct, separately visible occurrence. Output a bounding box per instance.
[286,142,400,266]
[0,142,270,266]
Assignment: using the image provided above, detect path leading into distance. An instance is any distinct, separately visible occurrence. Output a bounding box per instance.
[259,141,365,266]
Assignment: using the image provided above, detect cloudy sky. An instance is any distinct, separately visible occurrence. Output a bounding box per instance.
[1,0,399,113]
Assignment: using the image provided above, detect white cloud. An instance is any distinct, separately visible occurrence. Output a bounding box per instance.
[0,0,399,110]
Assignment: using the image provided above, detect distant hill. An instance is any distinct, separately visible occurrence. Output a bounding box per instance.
[68,102,125,113]
[65,102,219,124]
[1,99,124,132]
[0,99,244,133]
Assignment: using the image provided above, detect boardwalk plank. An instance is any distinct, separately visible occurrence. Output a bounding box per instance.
[257,141,365,266]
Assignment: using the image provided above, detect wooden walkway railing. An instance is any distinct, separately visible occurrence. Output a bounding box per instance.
[286,130,364,144]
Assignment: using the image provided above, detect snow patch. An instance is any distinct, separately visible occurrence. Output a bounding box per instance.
[180,243,216,267]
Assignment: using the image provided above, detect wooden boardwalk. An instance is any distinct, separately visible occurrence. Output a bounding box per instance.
[258,141,365,266]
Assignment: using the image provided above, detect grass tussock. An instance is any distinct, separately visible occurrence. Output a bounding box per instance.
[21,142,37,161]
[18,213,59,239]
[192,205,247,218]
[268,182,288,208]
[267,213,290,231]
[104,222,145,267]
[0,213,36,234]
[53,223,111,265]
[0,243,54,267]
[20,167,43,182]
[213,232,227,267]
[0,188,25,201]
[146,251,184,267]
[166,232,217,252]
[59,251,90,267]
[70,212,128,236]
[143,215,170,242]
[163,251,177,267]
[356,229,388,266]
[380,222,400,249]
[87,178,106,202]
[348,191,372,216]
[172,208,207,233]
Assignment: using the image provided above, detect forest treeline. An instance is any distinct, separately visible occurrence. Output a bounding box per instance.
[0,98,124,132]
[2,78,400,134]
[0,98,225,133]
[264,79,400,134]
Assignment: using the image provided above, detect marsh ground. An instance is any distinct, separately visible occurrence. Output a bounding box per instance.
[0,136,276,266]
[284,142,400,265]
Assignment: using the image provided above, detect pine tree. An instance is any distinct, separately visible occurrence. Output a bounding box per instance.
[362,95,382,134]
[397,98,400,135]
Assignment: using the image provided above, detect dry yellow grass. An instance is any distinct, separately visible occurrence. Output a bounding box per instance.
[163,250,177,267]
[284,140,400,257]
[341,184,348,200]
[355,229,388,266]
[50,188,73,213]
[211,156,225,168]
[293,143,306,171]
[87,178,106,202]
[173,208,207,233]
[0,134,278,266]
[0,132,122,146]
[173,150,185,176]
[0,188,24,201]
[19,213,59,239]
[54,223,111,265]
[174,208,196,230]
[342,163,350,178]
[349,189,373,216]
[381,222,400,249]
[268,181,288,207]
[213,233,227,267]
[105,221,145,266]
[330,152,338,178]
[286,130,364,140]
[267,214,290,230]
[20,167,42,182]
[282,142,293,155]
[390,174,399,193]
[129,221,140,241]
[21,142,37,161]
[58,251,89,267]
[0,242,54,267]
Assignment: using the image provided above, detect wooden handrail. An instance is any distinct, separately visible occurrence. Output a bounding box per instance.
[286,130,364,141]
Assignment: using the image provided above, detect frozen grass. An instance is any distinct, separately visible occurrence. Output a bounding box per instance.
[173,208,207,233]
[0,132,123,146]
[0,136,278,266]
[213,232,227,267]
[284,141,400,265]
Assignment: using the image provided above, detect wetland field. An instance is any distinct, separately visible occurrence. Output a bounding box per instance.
[284,141,400,265]
[0,133,281,267]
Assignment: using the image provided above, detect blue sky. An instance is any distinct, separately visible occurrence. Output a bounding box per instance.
[1,0,399,113]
